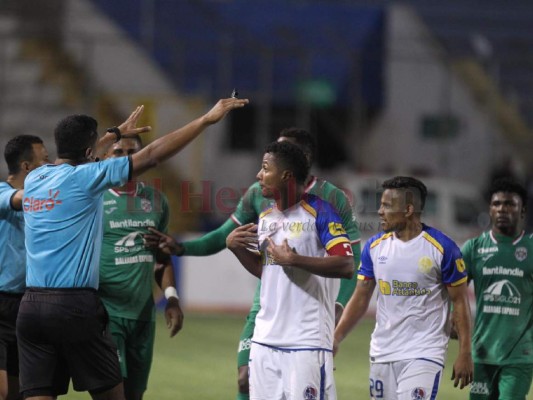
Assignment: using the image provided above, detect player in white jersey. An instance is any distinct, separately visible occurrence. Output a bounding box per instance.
[334,176,473,400]
[226,141,354,400]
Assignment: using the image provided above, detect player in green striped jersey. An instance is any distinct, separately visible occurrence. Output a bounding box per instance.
[462,178,533,400]
[99,136,184,400]
[145,128,361,400]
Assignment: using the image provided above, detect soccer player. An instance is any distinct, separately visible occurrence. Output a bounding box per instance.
[99,135,183,400]
[144,128,361,400]
[17,97,248,400]
[226,140,354,399]
[0,135,49,400]
[334,176,473,399]
[461,178,533,400]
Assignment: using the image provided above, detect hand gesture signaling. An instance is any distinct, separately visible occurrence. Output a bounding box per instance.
[118,105,152,137]
[144,228,184,256]
[203,98,249,125]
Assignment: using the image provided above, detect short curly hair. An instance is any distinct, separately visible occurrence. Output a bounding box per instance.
[54,114,98,160]
[4,135,44,174]
[264,141,309,184]
[489,177,528,208]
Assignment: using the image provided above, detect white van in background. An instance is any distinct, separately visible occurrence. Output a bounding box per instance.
[334,173,489,246]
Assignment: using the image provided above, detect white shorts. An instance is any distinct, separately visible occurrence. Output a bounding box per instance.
[369,358,443,400]
[249,342,336,400]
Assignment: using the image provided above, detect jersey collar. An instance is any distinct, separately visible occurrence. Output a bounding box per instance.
[108,181,144,197]
[304,176,317,193]
[489,229,525,246]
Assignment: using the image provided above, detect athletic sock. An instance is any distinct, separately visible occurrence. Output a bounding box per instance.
[236,392,250,400]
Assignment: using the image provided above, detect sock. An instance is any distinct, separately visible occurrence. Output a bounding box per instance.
[236,392,250,400]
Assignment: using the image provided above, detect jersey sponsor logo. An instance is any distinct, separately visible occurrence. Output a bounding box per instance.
[115,231,143,247]
[378,279,391,295]
[109,218,156,229]
[482,279,521,316]
[515,246,527,262]
[114,254,154,265]
[238,338,251,352]
[113,231,151,256]
[303,385,318,400]
[482,266,524,277]
[418,256,433,273]
[23,190,62,212]
[477,246,498,254]
[378,279,431,296]
[411,388,426,400]
[470,381,490,395]
[259,219,316,235]
[105,206,118,215]
[103,199,117,206]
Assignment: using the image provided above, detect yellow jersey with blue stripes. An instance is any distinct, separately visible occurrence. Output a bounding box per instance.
[359,224,467,364]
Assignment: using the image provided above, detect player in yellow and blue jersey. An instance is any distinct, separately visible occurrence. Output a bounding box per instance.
[335,176,473,400]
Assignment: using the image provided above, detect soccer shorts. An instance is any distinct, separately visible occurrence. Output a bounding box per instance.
[470,363,533,400]
[249,342,335,400]
[16,288,122,397]
[237,305,260,368]
[370,358,443,400]
[108,316,155,393]
[0,292,22,375]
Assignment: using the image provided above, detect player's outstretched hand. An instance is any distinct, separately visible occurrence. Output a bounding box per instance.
[451,352,473,389]
[226,223,258,252]
[202,98,249,125]
[118,105,152,137]
[165,297,184,338]
[144,228,184,256]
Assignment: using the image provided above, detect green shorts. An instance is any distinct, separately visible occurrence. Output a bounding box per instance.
[470,363,533,400]
[108,316,156,393]
[237,307,259,368]
[237,282,262,369]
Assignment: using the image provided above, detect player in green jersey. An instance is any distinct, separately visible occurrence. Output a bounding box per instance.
[462,178,533,400]
[99,136,184,400]
[145,128,361,400]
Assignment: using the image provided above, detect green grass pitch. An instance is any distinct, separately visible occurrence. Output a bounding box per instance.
[66,312,532,399]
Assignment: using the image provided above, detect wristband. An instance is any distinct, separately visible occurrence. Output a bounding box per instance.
[106,126,122,143]
[164,286,179,300]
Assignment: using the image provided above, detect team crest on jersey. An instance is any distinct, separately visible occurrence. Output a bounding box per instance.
[303,385,318,400]
[515,247,527,262]
[418,256,433,273]
[411,387,426,400]
[140,198,152,212]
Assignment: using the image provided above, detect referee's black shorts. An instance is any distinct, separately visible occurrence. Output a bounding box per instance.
[16,288,122,397]
[0,292,23,376]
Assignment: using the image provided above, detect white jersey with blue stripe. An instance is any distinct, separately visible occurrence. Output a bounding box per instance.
[359,224,467,364]
[0,182,25,293]
[23,157,131,289]
[253,194,351,350]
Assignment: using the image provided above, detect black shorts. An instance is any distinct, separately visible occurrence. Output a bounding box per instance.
[0,292,23,375]
[16,288,122,397]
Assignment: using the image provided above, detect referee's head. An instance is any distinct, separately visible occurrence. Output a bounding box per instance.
[54,114,98,163]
